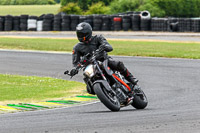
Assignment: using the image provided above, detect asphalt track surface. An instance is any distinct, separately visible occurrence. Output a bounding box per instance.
[0,50,200,133]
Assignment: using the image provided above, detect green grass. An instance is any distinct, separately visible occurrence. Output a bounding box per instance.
[0,37,200,59]
[0,4,60,16]
[0,74,86,104]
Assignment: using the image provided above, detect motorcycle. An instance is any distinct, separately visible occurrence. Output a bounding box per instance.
[64,49,148,111]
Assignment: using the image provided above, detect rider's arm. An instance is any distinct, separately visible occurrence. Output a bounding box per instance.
[98,35,113,52]
[72,45,81,67]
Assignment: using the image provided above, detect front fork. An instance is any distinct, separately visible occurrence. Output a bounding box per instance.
[83,77,95,95]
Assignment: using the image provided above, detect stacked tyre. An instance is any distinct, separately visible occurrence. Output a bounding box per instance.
[4,15,13,31]
[62,14,70,31]
[37,14,44,31]
[53,14,62,31]
[122,15,131,31]
[110,15,118,31]
[20,15,28,31]
[43,14,54,31]
[140,18,151,31]
[113,17,122,31]
[79,16,87,23]
[102,15,111,31]
[13,16,20,31]
[151,18,168,31]
[85,15,93,28]
[93,15,102,31]
[0,16,4,31]
[178,18,191,32]
[131,14,140,31]
[28,16,37,31]
[168,18,179,32]
[191,18,200,32]
[70,15,79,31]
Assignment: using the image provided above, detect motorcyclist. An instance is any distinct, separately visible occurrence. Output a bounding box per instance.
[70,22,138,100]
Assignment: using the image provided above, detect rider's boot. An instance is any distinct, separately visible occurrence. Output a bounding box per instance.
[121,69,139,104]
[121,69,138,86]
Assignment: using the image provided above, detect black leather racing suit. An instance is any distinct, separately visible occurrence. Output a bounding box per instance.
[72,35,135,85]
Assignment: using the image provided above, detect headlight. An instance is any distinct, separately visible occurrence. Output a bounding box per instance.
[84,64,95,78]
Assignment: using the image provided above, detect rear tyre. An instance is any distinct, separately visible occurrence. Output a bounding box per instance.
[132,86,148,109]
[94,83,120,111]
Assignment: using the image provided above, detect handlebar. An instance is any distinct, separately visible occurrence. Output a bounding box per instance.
[64,48,106,78]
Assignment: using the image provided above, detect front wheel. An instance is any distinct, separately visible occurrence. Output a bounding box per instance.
[94,83,120,111]
[132,86,148,109]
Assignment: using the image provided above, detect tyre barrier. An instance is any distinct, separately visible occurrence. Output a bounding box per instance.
[28,16,38,31]
[20,15,28,31]
[140,18,151,31]
[113,17,122,31]
[70,15,79,31]
[151,18,168,31]
[43,14,54,31]
[131,14,140,31]
[85,15,93,28]
[122,15,131,31]
[102,15,111,31]
[0,12,200,32]
[0,16,5,31]
[5,15,13,31]
[13,16,20,31]
[140,11,151,19]
[53,14,62,31]
[62,14,70,31]
[191,18,200,32]
[93,15,102,31]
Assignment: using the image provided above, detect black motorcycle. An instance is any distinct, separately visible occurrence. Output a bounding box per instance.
[65,49,148,111]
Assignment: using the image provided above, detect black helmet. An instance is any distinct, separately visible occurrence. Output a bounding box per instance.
[76,22,92,42]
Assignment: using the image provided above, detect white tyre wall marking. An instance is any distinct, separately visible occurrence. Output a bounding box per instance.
[28,19,37,30]
[37,21,43,31]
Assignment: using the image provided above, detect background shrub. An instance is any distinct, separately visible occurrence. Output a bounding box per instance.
[85,2,110,15]
[59,2,82,15]
[60,0,113,11]
[152,0,200,17]
[0,0,56,5]
[109,0,144,14]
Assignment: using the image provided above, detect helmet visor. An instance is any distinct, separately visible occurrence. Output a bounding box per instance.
[77,32,88,38]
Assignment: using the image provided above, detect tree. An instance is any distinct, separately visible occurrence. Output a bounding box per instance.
[60,0,114,11]
[109,0,144,14]
[85,2,110,15]
[152,0,200,17]
[59,2,82,14]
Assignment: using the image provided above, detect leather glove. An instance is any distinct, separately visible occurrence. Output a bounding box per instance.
[99,44,106,52]
[70,68,78,76]
[94,49,104,60]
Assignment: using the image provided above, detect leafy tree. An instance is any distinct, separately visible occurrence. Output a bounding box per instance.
[59,2,82,14]
[109,0,144,14]
[85,2,110,15]
[137,0,165,17]
[152,0,200,17]
[60,0,114,11]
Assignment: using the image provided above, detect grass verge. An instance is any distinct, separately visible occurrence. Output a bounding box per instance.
[0,74,86,105]
[0,5,60,16]
[0,37,200,59]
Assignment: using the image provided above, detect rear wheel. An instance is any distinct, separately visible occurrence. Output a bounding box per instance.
[94,83,120,111]
[132,86,148,109]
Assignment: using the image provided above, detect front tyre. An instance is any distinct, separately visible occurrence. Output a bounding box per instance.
[94,83,120,111]
[132,87,148,109]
